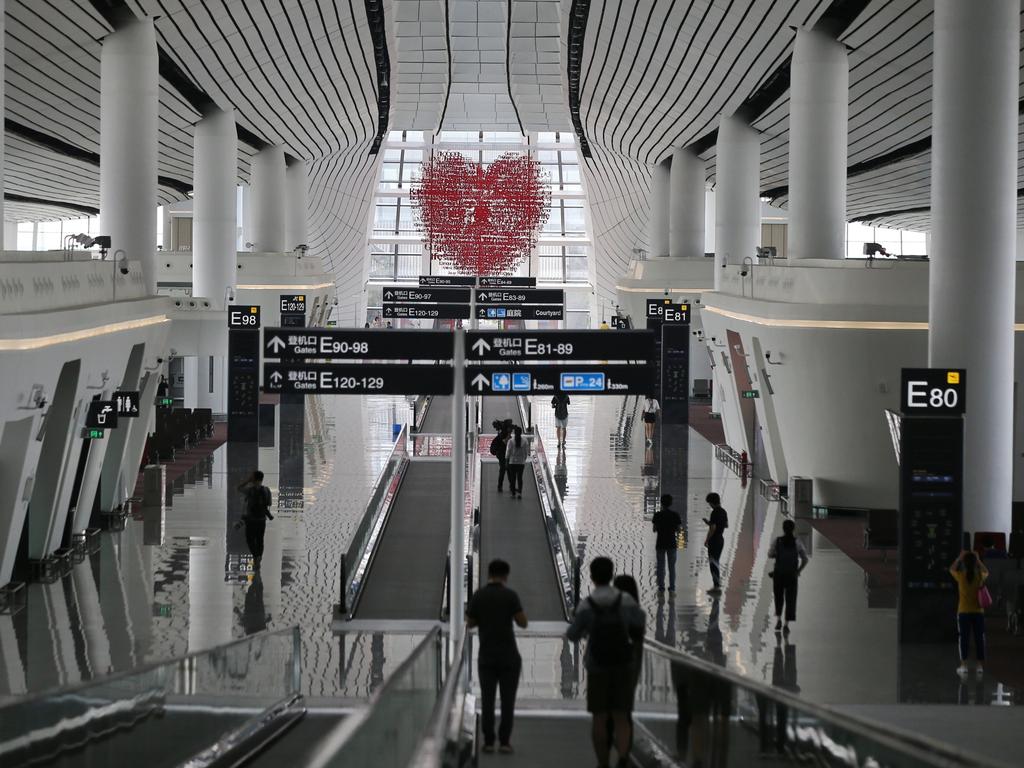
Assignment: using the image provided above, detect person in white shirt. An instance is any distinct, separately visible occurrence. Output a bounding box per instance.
[505,426,530,498]
[642,395,660,444]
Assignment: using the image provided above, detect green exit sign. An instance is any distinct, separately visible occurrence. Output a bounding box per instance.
[83,428,104,439]
[741,390,760,399]
[156,397,173,407]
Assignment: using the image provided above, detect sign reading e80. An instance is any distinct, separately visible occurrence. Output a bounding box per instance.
[900,368,966,416]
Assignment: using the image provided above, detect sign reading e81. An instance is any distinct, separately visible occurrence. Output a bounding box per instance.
[900,368,966,416]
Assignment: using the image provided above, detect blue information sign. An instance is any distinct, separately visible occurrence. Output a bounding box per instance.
[559,372,607,392]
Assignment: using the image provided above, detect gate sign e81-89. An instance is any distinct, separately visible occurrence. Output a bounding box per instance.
[900,368,966,416]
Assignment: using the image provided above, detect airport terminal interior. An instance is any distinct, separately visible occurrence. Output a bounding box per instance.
[3,1,1024,766]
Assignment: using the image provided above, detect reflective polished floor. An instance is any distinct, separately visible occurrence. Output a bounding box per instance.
[2,392,1021,715]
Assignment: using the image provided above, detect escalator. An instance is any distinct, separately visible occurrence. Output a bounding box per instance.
[419,395,453,433]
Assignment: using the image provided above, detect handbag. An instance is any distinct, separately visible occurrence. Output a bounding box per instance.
[978,585,993,610]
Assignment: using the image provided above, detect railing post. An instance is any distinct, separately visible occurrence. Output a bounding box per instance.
[337,553,347,615]
[573,560,581,608]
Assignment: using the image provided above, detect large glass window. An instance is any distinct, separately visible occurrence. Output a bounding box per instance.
[845,222,928,258]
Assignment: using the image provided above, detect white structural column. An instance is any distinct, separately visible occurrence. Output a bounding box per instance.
[101,18,158,293]
[788,29,848,260]
[714,115,760,288]
[192,108,238,309]
[669,147,705,259]
[0,1,5,245]
[250,145,286,252]
[648,160,670,258]
[929,0,1019,533]
[285,160,308,250]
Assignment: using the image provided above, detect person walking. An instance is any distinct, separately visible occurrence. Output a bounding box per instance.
[467,559,528,754]
[768,519,809,633]
[703,493,728,594]
[949,550,990,678]
[505,426,529,498]
[236,470,273,569]
[567,557,646,768]
[652,494,682,593]
[642,394,660,444]
[489,420,510,492]
[551,393,570,447]
[611,574,646,753]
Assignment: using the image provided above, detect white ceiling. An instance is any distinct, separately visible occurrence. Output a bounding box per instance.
[5,1,1020,308]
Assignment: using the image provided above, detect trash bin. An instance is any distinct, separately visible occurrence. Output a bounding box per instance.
[142,464,163,507]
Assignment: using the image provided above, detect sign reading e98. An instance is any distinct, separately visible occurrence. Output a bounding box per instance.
[900,368,966,416]
[228,305,261,329]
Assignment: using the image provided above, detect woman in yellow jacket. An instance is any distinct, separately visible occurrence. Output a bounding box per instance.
[949,550,989,679]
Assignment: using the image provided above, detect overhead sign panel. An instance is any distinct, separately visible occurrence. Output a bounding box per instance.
[86,400,118,429]
[279,294,307,314]
[382,287,471,303]
[900,368,966,416]
[474,289,564,305]
[114,391,141,417]
[382,302,471,320]
[264,362,452,395]
[419,275,476,287]
[263,328,454,360]
[476,305,564,321]
[465,365,652,395]
[228,305,261,329]
[466,330,655,361]
[478,276,536,288]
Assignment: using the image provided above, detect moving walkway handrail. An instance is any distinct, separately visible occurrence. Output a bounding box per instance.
[0,626,302,768]
[409,631,470,768]
[308,628,444,768]
[342,423,409,616]
[530,428,579,616]
[642,637,1013,768]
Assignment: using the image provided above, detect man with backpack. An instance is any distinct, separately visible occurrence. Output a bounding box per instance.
[567,557,646,768]
[489,420,511,492]
[236,470,273,570]
[768,519,809,633]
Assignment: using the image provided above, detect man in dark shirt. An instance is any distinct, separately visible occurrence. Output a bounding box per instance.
[466,559,528,753]
[704,492,728,593]
[652,494,682,593]
[236,470,273,569]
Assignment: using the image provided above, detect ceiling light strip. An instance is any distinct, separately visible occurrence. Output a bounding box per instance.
[0,315,170,351]
[236,282,335,290]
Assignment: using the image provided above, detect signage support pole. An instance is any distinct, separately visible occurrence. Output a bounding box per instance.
[449,330,466,637]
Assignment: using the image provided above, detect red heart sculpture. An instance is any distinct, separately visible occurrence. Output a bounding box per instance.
[411,152,550,275]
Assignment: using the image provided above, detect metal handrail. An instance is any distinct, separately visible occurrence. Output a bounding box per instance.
[308,628,443,768]
[643,637,1012,768]
[342,424,409,617]
[408,631,470,768]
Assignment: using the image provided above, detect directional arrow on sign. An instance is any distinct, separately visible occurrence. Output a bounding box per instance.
[471,374,489,392]
[268,336,286,353]
[384,290,394,300]
[270,371,283,385]
[471,338,491,356]
[478,308,487,317]
[478,292,488,301]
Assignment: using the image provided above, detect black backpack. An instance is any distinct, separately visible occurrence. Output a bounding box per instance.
[774,536,800,576]
[586,594,632,666]
[489,435,504,457]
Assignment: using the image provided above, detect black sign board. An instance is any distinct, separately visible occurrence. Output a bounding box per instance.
[228,305,261,329]
[466,330,655,362]
[228,327,260,441]
[114,391,141,417]
[465,365,652,395]
[279,294,307,314]
[662,303,691,324]
[476,305,564,321]
[419,275,476,287]
[475,289,565,305]
[264,362,452,395]
[900,368,965,416]
[281,314,306,328]
[383,302,471,320]
[646,298,675,319]
[610,316,629,329]
[478,276,536,288]
[382,287,471,303]
[264,328,454,360]
[86,400,118,429]
[661,324,690,424]
[898,415,964,643]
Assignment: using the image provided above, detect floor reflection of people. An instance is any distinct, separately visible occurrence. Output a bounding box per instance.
[655,591,677,647]
[771,635,799,693]
[705,598,725,667]
[761,635,800,755]
[241,574,268,635]
[554,446,568,500]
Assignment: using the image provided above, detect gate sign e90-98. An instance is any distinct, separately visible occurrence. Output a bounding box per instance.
[900,368,966,416]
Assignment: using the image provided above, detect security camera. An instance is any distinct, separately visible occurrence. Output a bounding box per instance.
[156,357,165,364]
[765,351,772,361]
[120,265,130,275]
[739,269,748,277]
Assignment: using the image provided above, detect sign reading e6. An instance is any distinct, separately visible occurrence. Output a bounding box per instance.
[900,368,965,416]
